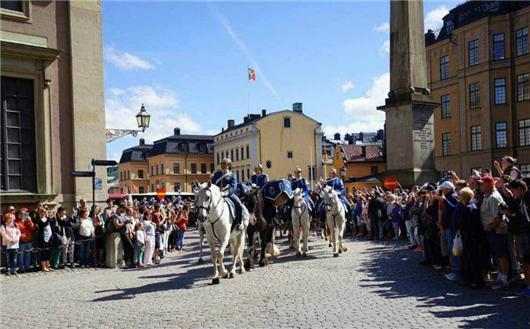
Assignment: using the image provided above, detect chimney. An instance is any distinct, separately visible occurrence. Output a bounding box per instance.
[425,29,436,46]
[227,119,235,128]
[243,116,249,123]
[334,133,341,141]
[174,128,181,135]
[292,102,303,113]
[361,146,367,158]
[261,109,267,117]
[139,138,145,145]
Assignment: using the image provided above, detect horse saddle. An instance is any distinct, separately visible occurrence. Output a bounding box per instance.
[223,197,236,219]
[262,179,293,206]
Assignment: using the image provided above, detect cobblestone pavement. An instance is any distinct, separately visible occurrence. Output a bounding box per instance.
[1,230,528,329]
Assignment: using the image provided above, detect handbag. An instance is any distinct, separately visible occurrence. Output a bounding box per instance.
[452,232,463,256]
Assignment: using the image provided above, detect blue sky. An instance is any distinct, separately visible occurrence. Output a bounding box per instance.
[103,0,460,160]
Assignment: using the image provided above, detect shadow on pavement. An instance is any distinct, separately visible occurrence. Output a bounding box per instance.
[357,243,529,328]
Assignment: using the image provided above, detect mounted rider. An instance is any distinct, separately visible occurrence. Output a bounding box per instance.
[211,158,246,231]
[291,167,315,213]
[319,168,352,221]
[250,164,269,188]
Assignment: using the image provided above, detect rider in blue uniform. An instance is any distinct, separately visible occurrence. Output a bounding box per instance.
[211,158,244,230]
[283,167,314,220]
[250,164,269,188]
[319,168,352,222]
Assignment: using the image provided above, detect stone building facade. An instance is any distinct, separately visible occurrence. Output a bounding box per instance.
[1,1,107,208]
[426,1,530,177]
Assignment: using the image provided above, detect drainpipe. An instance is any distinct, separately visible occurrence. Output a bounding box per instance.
[509,11,518,158]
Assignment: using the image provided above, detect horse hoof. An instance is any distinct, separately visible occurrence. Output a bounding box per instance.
[328,243,332,248]
[259,260,268,267]
[338,249,342,254]
[222,273,229,279]
[238,268,244,275]
[198,258,204,265]
[296,252,301,257]
[302,253,307,257]
[212,278,220,285]
[333,253,339,258]
[229,272,235,279]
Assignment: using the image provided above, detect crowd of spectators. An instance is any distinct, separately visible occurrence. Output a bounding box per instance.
[347,156,530,297]
[0,196,191,275]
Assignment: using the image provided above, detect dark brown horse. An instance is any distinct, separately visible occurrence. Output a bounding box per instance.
[239,186,278,269]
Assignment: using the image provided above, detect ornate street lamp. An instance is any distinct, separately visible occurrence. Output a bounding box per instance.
[106,104,151,143]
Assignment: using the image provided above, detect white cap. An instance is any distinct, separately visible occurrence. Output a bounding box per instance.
[439,181,455,190]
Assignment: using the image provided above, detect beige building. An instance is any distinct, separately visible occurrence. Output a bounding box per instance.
[426,1,530,177]
[118,129,215,194]
[1,1,107,208]
[214,104,323,186]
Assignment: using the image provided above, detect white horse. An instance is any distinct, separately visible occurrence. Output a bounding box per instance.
[321,186,347,257]
[291,188,311,257]
[194,181,247,284]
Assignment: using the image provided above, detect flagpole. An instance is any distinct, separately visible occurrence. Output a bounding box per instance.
[247,73,250,116]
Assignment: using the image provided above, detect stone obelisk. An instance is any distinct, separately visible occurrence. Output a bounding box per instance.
[377,0,439,186]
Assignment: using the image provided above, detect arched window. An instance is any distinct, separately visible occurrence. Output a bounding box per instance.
[178,142,189,153]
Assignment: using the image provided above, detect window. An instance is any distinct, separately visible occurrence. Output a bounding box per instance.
[173,183,180,192]
[284,117,291,128]
[287,151,293,158]
[120,172,123,180]
[1,1,23,12]
[494,78,506,104]
[236,148,239,161]
[241,147,244,160]
[139,186,145,193]
[439,55,449,80]
[127,171,130,180]
[492,33,505,60]
[201,163,207,174]
[230,149,234,161]
[173,163,180,174]
[520,164,530,177]
[471,126,482,151]
[516,27,529,56]
[440,94,451,118]
[1,77,36,192]
[191,163,197,174]
[210,163,215,173]
[216,152,220,165]
[241,169,245,182]
[155,165,159,176]
[178,142,189,153]
[370,166,379,174]
[468,39,479,66]
[469,83,480,110]
[160,164,164,175]
[518,73,529,102]
[138,170,144,179]
[151,184,155,192]
[495,122,508,148]
[442,133,451,156]
[519,119,530,147]
[246,145,250,159]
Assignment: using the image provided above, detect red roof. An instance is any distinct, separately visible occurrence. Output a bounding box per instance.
[341,145,384,163]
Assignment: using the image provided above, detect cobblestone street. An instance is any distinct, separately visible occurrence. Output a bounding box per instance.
[1,230,528,329]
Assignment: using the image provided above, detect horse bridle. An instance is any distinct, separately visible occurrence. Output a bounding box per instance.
[323,194,343,227]
[197,187,225,240]
[292,197,307,227]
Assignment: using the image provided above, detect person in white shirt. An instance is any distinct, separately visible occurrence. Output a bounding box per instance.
[142,210,156,266]
[78,208,95,267]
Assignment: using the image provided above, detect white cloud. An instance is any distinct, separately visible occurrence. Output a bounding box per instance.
[341,81,354,93]
[373,22,389,33]
[105,46,155,71]
[425,6,449,32]
[379,40,390,55]
[105,85,206,143]
[323,73,389,138]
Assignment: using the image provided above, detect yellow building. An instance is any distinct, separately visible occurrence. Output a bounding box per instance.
[333,144,386,191]
[118,128,214,194]
[425,2,530,177]
[214,104,323,185]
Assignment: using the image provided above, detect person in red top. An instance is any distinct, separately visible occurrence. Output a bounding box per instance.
[15,208,36,273]
[175,205,189,251]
